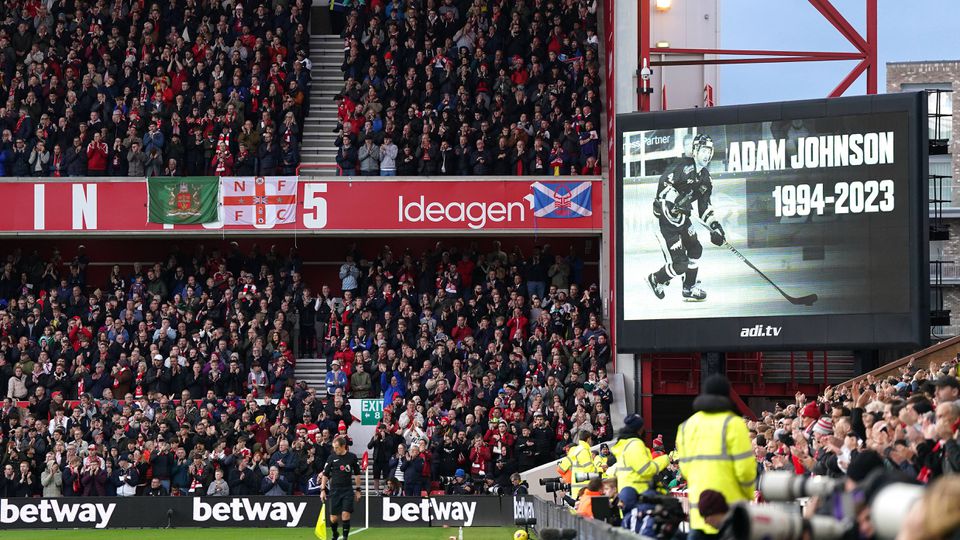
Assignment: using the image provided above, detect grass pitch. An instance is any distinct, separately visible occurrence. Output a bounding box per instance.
[22,526,521,540]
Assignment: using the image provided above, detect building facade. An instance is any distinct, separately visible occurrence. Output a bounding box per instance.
[888,61,958,336]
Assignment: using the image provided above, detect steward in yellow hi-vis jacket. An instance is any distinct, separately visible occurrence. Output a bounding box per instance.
[604,414,669,493]
[676,375,756,538]
[556,431,597,494]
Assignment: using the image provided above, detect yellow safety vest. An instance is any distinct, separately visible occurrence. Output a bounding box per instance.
[556,441,597,492]
[605,436,669,493]
[675,411,756,534]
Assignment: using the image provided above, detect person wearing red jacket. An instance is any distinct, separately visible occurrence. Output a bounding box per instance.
[450,315,473,344]
[469,435,492,478]
[211,144,234,175]
[506,307,528,341]
[85,133,108,175]
[483,420,516,461]
[67,316,92,351]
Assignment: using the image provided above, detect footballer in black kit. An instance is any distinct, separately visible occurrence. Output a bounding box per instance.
[321,436,362,540]
[647,134,726,301]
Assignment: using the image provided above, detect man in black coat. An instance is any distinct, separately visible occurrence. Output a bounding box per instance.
[228,455,261,495]
[257,132,280,175]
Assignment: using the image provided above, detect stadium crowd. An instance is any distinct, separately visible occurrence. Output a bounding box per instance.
[0,0,311,178]
[0,241,612,497]
[331,0,605,176]
[586,361,960,538]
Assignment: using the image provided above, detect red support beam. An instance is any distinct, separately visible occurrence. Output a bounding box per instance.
[641,356,654,444]
[808,0,868,52]
[653,56,863,67]
[639,0,651,112]
[644,0,878,99]
[829,58,868,97]
[866,0,878,94]
[655,47,863,59]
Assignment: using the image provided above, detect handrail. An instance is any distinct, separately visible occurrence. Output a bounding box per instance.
[295,163,340,175]
[838,335,960,389]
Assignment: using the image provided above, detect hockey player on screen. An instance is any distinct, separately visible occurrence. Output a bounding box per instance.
[647,134,726,301]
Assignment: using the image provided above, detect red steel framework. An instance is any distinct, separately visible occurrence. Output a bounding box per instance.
[627,0,879,427]
[638,0,878,112]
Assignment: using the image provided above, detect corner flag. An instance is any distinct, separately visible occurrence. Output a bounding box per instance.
[314,502,326,540]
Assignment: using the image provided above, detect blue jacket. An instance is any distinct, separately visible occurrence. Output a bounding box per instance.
[381,370,406,408]
[0,146,11,176]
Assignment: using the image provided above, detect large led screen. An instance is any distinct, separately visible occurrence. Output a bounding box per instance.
[616,94,928,351]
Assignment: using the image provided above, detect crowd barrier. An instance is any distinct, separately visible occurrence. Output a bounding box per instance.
[514,495,640,540]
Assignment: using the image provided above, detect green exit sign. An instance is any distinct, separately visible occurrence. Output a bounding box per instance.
[361,399,383,425]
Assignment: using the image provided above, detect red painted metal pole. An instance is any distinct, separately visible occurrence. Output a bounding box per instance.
[656,47,863,59]
[653,56,863,67]
[829,58,868,97]
[602,0,616,372]
[641,356,653,444]
[866,0,878,94]
[823,352,829,385]
[790,352,796,388]
[639,0,650,112]
[808,0,868,52]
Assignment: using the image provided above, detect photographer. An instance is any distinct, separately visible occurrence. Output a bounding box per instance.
[446,468,474,495]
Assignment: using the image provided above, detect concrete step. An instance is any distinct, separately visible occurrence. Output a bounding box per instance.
[299,169,339,177]
[295,359,329,396]
[302,141,339,148]
[303,128,340,136]
[303,131,340,138]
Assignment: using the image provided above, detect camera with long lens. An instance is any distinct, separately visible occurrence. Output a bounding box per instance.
[573,473,601,483]
[636,492,686,539]
[759,471,842,500]
[539,477,570,493]
[731,471,924,540]
[728,502,850,540]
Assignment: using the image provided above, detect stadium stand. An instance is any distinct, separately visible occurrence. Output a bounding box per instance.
[329,0,604,176]
[0,242,612,496]
[0,0,312,177]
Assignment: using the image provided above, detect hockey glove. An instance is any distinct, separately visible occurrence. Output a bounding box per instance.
[709,221,726,246]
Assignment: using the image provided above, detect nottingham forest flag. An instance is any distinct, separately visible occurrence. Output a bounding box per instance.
[147,177,220,224]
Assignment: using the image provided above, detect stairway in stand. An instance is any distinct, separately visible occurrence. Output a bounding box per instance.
[301,33,344,176]
[295,358,328,397]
